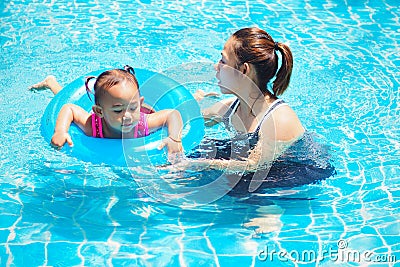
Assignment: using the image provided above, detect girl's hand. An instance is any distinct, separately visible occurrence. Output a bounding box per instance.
[158,136,184,163]
[51,131,73,149]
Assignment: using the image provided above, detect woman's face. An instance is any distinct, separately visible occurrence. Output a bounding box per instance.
[97,81,142,136]
[215,37,243,94]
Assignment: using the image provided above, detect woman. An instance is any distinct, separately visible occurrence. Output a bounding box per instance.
[186,27,336,193]
[193,27,304,168]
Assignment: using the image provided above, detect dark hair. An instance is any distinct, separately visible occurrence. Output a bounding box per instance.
[231,27,293,96]
[85,65,139,105]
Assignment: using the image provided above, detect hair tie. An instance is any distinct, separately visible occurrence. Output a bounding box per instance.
[85,76,96,102]
[123,65,140,90]
[256,34,269,39]
[274,42,279,50]
[124,65,136,76]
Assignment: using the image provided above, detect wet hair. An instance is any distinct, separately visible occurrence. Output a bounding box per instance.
[85,65,139,105]
[231,27,293,96]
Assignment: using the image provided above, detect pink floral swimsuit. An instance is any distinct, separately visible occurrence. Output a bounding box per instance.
[91,112,149,138]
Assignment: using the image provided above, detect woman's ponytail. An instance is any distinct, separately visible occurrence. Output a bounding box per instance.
[272,42,293,96]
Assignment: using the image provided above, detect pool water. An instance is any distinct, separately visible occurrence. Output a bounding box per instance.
[0,0,399,266]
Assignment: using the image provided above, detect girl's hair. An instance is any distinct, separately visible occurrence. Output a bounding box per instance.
[231,27,293,96]
[85,65,139,105]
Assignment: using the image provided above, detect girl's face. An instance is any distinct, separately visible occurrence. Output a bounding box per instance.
[94,81,142,137]
[215,37,243,94]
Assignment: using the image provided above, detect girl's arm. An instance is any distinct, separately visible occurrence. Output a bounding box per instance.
[51,103,91,148]
[146,109,183,155]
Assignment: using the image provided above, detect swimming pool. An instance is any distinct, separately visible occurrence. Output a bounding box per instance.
[0,0,399,266]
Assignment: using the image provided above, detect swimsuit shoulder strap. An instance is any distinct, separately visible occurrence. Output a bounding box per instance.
[91,113,104,138]
[252,99,287,136]
[222,98,240,126]
[134,112,149,138]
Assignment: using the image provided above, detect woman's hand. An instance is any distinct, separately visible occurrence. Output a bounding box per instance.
[194,89,220,101]
[51,131,73,149]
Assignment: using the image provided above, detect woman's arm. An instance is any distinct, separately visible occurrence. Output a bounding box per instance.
[180,105,304,172]
[147,109,183,154]
[51,103,91,148]
[200,97,236,126]
[185,135,283,173]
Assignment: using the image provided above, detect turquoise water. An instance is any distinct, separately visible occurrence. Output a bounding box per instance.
[0,0,399,266]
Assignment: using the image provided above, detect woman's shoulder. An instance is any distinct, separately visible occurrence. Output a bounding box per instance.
[261,103,305,142]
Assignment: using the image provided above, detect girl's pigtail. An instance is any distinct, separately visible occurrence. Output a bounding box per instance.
[85,76,96,102]
[123,65,140,89]
[124,65,136,76]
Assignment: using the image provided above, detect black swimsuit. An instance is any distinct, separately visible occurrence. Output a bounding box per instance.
[190,98,287,160]
[188,98,336,193]
[220,98,287,158]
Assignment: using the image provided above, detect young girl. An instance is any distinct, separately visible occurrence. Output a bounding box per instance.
[32,66,183,155]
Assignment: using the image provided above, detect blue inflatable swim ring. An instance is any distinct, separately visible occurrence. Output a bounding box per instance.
[41,68,205,166]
